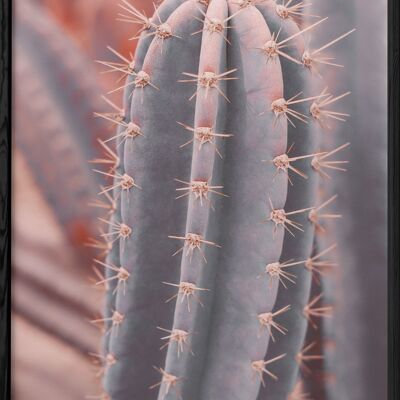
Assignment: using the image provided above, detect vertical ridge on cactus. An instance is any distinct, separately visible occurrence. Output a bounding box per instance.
[92,0,354,399]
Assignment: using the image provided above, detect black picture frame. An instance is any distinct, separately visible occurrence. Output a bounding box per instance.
[0,0,11,398]
[388,0,400,398]
[0,0,398,398]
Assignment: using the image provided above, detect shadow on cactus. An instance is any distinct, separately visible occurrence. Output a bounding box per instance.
[91,1,354,399]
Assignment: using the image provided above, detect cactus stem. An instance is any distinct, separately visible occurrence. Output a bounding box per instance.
[177,122,233,158]
[99,218,132,244]
[169,233,221,263]
[311,142,350,179]
[310,88,351,129]
[179,69,238,102]
[158,327,193,356]
[295,341,324,375]
[251,353,287,385]
[258,260,304,288]
[149,367,183,399]
[93,259,130,295]
[257,304,291,341]
[91,0,355,395]
[163,281,210,312]
[308,195,341,233]
[267,198,314,237]
[302,28,356,72]
[303,293,333,329]
[174,178,228,205]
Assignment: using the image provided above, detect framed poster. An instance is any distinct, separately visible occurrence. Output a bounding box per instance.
[0,0,398,399]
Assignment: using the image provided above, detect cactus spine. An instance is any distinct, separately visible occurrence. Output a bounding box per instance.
[92,1,353,399]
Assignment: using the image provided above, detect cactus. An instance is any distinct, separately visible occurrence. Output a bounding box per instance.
[303,1,387,399]
[13,0,113,361]
[15,0,111,252]
[92,1,354,398]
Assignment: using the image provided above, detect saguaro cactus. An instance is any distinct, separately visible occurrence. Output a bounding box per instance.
[92,1,353,399]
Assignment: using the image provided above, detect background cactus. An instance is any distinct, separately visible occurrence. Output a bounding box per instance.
[12,1,112,397]
[14,0,111,252]
[306,0,388,399]
[92,1,355,399]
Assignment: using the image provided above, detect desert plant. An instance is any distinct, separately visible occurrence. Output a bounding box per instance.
[92,1,353,399]
[13,0,113,365]
[303,1,387,400]
[12,2,114,397]
[15,0,111,251]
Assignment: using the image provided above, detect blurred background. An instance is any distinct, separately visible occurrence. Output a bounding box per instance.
[12,0,155,398]
[11,0,387,399]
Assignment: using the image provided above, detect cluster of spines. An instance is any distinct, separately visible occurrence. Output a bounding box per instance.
[88,0,353,399]
[15,0,112,256]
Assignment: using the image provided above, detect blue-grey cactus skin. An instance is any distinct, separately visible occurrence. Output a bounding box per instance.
[255,3,320,399]
[95,1,353,399]
[101,0,192,368]
[192,4,287,400]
